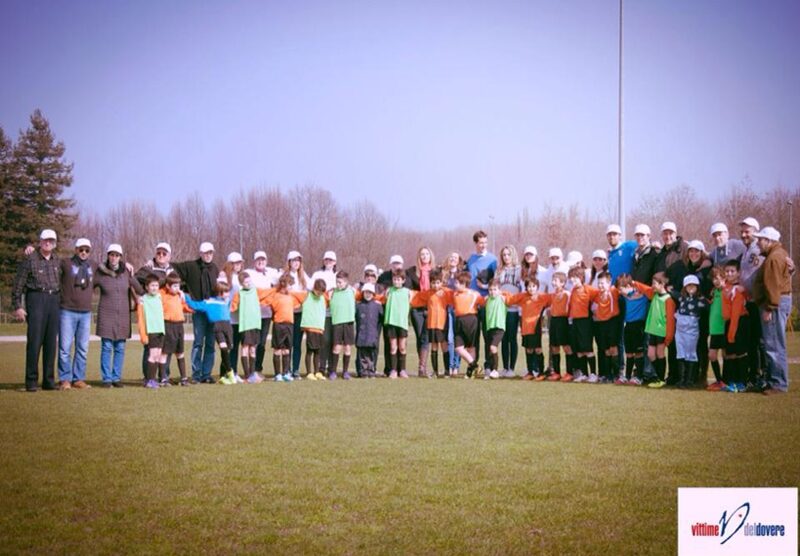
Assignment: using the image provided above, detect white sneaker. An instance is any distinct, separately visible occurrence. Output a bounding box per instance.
[502,370,516,379]
[489,370,501,379]
[586,373,599,383]
[573,372,586,383]
[233,374,245,384]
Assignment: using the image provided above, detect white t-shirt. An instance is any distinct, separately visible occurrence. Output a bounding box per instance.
[247,266,280,318]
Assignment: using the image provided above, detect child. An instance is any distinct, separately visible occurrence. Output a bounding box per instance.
[546,272,572,380]
[355,283,383,378]
[632,272,675,388]
[722,260,749,393]
[137,274,166,389]
[410,269,454,378]
[673,275,708,388]
[256,274,307,382]
[329,271,357,380]
[616,273,649,385]
[590,271,621,383]
[706,267,727,390]
[229,271,264,384]
[160,272,192,386]
[452,271,486,378]
[483,279,512,379]
[300,279,329,380]
[566,267,599,382]
[184,282,237,385]
[507,277,551,380]
[383,270,413,378]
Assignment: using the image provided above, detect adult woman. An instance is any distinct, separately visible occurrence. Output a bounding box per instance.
[310,251,338,376]
[282,251,310,378]
[219,252,244,374]
[406,246,434,377]
[520,246,544,285]
[94,244,144,387]
[443,252,465,376]
[589,250,609,287]
[675,240,713,385]
[496,245,521,377]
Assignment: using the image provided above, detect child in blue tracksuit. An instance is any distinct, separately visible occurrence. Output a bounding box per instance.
[184,282,236,384]
[615,273,649,384]
[355,283,384,378]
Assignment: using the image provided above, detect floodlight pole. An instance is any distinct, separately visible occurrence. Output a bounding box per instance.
[618,0,625,238]
[789,200,794,260]
[238,223,244,256]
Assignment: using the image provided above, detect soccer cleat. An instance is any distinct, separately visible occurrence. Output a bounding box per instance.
[534,373,547,381]
[328,372,337,380]
[647,380,666,389]
[283,373,294,382]
[522,373,535,381]
[562,373,574,382]
[315,372,326,380]
[628,376,642,386]
[273,374,285,382]
[160,378,172,387]
[179,378,190,387]
[399,370,409,379]
[614,376,628,385]
[233,374,245,384]
[58,381,72,391]
[144,379,160,389]
[489,370,500,379]
[587,374,599,384]
[502,370,516,379]
[389,370,398,379]
[342,371,352,380]
[706,381,726,391]
[246,374,259,384]
[306,372,318,381]
[573,372,586,383]
[546,372,561,381]
[219,373,235,385]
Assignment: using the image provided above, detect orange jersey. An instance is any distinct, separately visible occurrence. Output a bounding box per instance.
[452,289,486,317]
[568,285,599,319]
[591,286,620,322]
[722,284,748,343]
[411,288,454,330]
[549,289,570,317]
[256,288,307,324]
[507,292,551,335]
[160,288,191,322]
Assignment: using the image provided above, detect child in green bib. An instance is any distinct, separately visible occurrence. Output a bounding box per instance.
[300,279,329,380]
[484,279,511,379]
[633,272,675,388]
[384,270,413,378]
[329,270,357,380]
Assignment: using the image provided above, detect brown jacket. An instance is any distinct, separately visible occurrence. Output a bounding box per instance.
[752,242,791,310]
[94,263,144,340]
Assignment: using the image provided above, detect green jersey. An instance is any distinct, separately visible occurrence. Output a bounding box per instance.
[709,288,725,335]
[300,292,327,330]
[384,286,410,330]
[485,295,507,331]
[142,293,165,335]
[237,287,261,332]
[645,293,670,337]
[330,287,356,325]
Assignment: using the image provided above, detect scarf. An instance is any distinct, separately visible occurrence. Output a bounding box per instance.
[199,259,214,300]
[71,255,92,289]
[419,263,432,291]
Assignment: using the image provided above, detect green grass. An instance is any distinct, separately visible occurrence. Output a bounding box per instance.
[1,337,798,555]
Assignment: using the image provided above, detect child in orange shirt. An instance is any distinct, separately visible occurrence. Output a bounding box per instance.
[160,272,192,386]
[722,260,749,392]
[256,274,307,381]
[507,277,551,379]
[567,267,599,382]
[452,271,486,378]
[591,271,621,383]
[546,272,571,380]
[411,269,454,378]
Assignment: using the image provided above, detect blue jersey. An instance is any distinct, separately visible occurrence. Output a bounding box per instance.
[622,290,649,323]
[466,252,497,296]
[184,295,231,323]
[608,240,637,282]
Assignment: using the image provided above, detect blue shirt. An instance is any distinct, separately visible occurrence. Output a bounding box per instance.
[608,240,637,282]
[622,290,649,323]
[466,252,497,296]
[184,295,231,323]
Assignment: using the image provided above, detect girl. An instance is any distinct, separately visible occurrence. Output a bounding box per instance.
[407,246,434,377]
[444,252,465,376]
[310,251,337,376]
[677,241,713,385]
[282,251,310,379]
[220,253,244,376]
[496,245,521,378]
[706,266,727,390]
[674,275,708,388]
[300,279,329,380]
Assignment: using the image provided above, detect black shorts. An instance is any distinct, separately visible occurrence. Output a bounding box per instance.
[648,334,666,347]
[594,317,621,352]
[428,328,447,343]
[305,330,323,351]
[240,328,261,346]
[332,322,355,346]
[385,325,408,339]
[163,321,184,355]
[549,316,570,347]
[522,333,541,350]
[487,328,504,347]
[147,333,165,350]
[624,321,645,353]
[725,318,749,355]
[272,322,293,350]
[709,333,725,350]
[214,321,233,347]
[454,314,479,348]
[571,317,593,353]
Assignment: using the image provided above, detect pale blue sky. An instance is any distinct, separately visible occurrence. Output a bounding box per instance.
[2,0,799,229]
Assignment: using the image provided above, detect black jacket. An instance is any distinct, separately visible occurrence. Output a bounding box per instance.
[631,244,661,285]
[356,299,383,348]
[173,258,220,300]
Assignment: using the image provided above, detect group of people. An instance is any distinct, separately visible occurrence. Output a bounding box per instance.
[12,217,793,395]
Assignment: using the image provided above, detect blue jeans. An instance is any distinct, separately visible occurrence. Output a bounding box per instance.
[447,308,461,370]
[100,338,126,383]
[191,312,216,380]
[58,309,91,382]
[761,295,791,392]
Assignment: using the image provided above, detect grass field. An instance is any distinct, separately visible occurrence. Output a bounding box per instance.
[1,337,798,555]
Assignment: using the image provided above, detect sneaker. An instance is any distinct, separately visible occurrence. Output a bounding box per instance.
[315,372,326,380]
[72,380,91,389]
[573,372,586,383]
[399,370,409,379]
[145,379,159,389]
[233,374,245,384]
[273,374,285,382]
[587,374,599,384]
[546,372,561,381]
[522,373,535,381]
[306,372,318,381]
[614,376,628,385]
[283,373,294,382]
[219,374,235,385]
[647,380,666,389]
[292,373,302,381]
[562,373,574,382]
[388,370,397,379]
[502,370,516,379]
[628,376,642,386]
[342,371,352,380]
[598,376,611,384]
[58,381,72,391]
[246,374,259,384]
[706,381,726,391]
[179,378,189,387]
[159,378,172,387]
[328,372,337,380]
[489,370,500,379]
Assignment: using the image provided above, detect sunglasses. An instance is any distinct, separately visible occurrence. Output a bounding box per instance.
[78,248,91,253]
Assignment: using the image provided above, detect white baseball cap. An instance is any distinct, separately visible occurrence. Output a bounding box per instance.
[565,250,583,266]
[156,242,171,253]
[548,247,563,259]
[709,222,728,235]
[75,238,92,249]
[363,264,378,274]
[227,252,243,263]
[605,224,622,235]
[253,250,267,260]
[287,250,302,261]
[634,224,651,236]
[754,226,781,241]
[323,250,337,261]
[523,245,537,256]
[739,217,760,230]
[199,242,214,253]
[390,255,404,265]
[107,243,123,255]
[361,283,376,294]
[687,240,705,252]
[660,221,677,233]
[591,249,607,260]
[682,275,700,287]
[40,229,57,241]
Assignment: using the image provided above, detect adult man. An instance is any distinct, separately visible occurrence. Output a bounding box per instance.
[136,242,175,380]
[57,238,96,390]
[655,221,688,289]
[173,242,220,383]
[466,230,497,370]
[738,217,765,389]
[606,224,637,282]
[247,250,280,376]
[631,224,660,284]
[751,226,791,395]
[12,229,61,392]
[709,222,745,266]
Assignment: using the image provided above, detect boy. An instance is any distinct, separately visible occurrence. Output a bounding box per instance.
[160,272,192,386]
[566,267,598,382]
[230,271,265,383]
[383,270,413,378]
[632,272,675,388]
[300,279,328,380]
[484,279,511,379]
[410,269,454,378]
[452,271,486,379]
[355,283,383,378]
[329,271,357,380]
[722,260,749,393]
[546,272,571,380]
[616,273,649,385]
[706,267,727,390]
[137,274,166,389]
[591,271,621,383]
[256,275,307,382]
[184,282,237,385]
[507,278,551,380]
